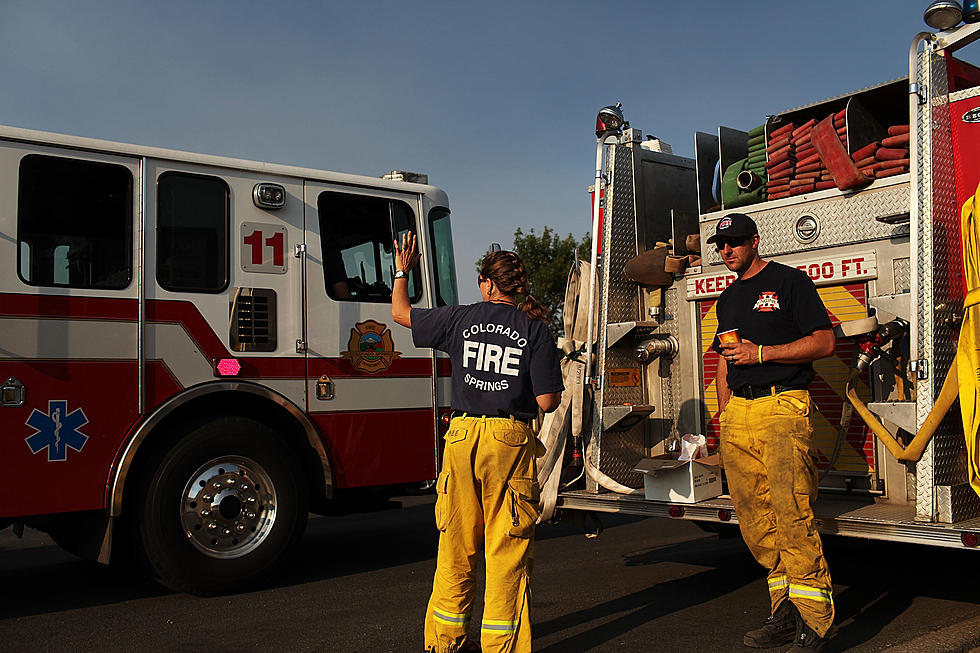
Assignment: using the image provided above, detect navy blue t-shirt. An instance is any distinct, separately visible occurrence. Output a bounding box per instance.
[713,261,832,390]
[411,302,564,419]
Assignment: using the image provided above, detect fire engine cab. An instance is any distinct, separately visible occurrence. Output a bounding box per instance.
[0,125,457,594]
[550,7,980,549]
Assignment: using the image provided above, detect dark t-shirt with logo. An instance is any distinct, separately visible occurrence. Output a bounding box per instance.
[411,302,564,419]
[713,261,832,390]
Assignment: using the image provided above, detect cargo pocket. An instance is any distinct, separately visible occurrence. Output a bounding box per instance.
[434,470,454,532]
[775,393,810,417]
[445,423,469,444]
[506,477,541,538]
[492,422,529,447]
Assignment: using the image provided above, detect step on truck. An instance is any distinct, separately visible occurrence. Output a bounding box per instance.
[0,127,458,594]
[556,9,980,549]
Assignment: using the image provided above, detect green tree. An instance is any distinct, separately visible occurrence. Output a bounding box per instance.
[477,227,591,338]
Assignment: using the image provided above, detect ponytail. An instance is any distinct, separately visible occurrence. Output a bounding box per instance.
[518,294,549,323]
[479,250,550,324]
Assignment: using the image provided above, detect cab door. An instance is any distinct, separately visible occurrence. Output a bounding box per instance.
[303,182,437,488]
[0,143,140,518]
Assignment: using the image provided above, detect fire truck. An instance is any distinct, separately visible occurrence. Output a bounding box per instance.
[553,8,980,549]
[0,126,458,594]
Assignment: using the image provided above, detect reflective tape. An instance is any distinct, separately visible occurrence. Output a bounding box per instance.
[482,618,518,633]
[768,575,788,589]
[789,583,834,604]
[433,609,471,626]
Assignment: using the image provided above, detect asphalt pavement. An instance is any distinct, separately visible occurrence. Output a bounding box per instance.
[2,494,980,652]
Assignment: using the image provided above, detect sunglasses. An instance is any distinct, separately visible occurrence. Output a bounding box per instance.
[714,237,750,251]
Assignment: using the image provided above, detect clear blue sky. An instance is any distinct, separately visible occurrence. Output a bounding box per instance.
[1,0,943,302]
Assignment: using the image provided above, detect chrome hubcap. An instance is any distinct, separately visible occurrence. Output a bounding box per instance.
[181,456,276,559]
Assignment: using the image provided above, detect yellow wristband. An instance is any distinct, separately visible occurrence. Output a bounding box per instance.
[758,345,764,364]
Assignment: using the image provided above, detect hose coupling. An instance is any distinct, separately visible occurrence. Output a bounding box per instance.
[635,336,678,362]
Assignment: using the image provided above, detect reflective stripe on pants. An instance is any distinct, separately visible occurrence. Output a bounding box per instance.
[424,416,540,653]
[720,390,835,636]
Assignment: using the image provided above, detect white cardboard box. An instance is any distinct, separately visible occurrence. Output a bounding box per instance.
[633,454,723,503]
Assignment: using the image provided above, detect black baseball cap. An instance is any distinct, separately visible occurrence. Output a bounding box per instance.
[705,212,759,244]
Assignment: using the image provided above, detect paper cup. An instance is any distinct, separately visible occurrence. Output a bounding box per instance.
[718,329,741,344]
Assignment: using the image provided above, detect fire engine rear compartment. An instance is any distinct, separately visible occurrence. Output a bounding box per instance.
[558,27,980,549]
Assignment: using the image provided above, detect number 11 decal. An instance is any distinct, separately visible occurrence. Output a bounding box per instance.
[241,222,288,274]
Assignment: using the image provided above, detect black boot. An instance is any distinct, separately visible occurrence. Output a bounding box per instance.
[787,613,832,652]
[743,601,797,648]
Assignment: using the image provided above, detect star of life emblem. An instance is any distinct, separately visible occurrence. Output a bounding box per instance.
[753,291,781,312]
[25,400,90,461]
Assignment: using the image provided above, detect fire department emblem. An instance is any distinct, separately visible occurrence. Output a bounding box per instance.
[753,291,781,312]
[25,400,90,462]
[342,320,401,374]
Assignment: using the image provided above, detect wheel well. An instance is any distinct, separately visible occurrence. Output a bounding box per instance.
[121,389,329,517]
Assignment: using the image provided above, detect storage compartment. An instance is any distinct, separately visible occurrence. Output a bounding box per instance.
[695,78,910,215]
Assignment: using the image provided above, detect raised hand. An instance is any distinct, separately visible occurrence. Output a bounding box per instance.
[394,231,420,273]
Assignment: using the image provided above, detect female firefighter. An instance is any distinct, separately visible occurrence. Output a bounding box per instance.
[391,233,563,653]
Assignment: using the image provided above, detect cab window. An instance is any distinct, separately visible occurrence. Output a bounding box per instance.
[156,171,230,293]
[18,154,133,289]
[428,207,458,306]
[317,191,422,303]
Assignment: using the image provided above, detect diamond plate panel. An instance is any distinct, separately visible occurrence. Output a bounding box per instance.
[938,484,980,523]
[592,144,646,489]
[893,257,911,294]
[606,147,641,323]
[915,48,939,520]
[603,347,645,405]
[704,183,910,265]
[595,422,646,488]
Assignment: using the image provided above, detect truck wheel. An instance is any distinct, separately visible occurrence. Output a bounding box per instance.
[136,416,308,595]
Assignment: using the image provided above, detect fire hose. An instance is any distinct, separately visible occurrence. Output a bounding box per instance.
[536,260,643,523]
[536,260,591,523]
[845,359,957,463]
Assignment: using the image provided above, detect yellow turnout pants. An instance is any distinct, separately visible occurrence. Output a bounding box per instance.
[424,416,540,653]
[720,390,835,636]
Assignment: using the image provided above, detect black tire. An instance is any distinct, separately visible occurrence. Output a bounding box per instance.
[134,416,308,595]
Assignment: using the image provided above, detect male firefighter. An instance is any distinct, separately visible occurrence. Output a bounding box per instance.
[711,213,836,652]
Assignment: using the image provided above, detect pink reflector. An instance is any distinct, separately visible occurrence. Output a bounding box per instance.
[216,359,242,376]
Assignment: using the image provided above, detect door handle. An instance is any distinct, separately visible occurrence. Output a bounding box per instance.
[315,375,335,400]
[2,377,25,407]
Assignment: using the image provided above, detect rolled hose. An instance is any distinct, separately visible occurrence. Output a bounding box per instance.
[845,360,958,463]
[736,169,764,191]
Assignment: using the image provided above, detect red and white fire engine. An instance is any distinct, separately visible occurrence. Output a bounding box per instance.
[0,126,458,594]
[550,6,980,550]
